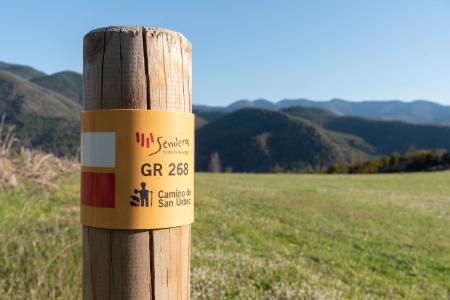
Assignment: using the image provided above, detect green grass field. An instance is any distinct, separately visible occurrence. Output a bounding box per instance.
[0,172,449,299]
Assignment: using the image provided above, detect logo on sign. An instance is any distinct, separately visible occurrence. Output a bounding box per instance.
[135,131,191,156]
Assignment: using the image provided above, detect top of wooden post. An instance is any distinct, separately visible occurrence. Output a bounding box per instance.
[84,26,191,46]
[83,25,192,112]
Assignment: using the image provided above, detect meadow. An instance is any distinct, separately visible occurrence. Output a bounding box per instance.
[0,172,449,299]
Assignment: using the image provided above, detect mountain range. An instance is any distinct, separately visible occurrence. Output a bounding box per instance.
[196,107,450,171]
[194,98,450,125]
[1,60,450,171]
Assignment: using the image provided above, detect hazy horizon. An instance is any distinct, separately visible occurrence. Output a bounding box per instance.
[192,97,450,107]
[3,57,450,107]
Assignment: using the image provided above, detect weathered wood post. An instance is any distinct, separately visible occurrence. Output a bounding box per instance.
[82,26,192,299]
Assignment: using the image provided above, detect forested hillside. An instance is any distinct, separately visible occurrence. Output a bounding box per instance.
[196,109,346,172]
[0,67,80,155]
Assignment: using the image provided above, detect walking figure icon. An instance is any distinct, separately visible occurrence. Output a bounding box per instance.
[129,182,152,207]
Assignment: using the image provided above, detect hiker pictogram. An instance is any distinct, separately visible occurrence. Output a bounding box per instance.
[129,182,152,207]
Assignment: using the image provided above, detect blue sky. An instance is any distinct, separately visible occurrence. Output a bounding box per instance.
[1,1,450,105]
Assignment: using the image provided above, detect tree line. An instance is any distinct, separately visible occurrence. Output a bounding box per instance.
[324,149,450,174]
[206,149,450,174]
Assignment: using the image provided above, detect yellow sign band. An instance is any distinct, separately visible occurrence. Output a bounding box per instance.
[80,109,195,229]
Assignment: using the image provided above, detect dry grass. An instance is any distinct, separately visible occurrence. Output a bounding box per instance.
[0,115,77,190]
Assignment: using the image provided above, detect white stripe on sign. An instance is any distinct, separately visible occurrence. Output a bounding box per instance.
[81,132,116,167]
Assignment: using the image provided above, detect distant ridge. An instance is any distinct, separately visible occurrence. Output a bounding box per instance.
[32,71,83,104]
[194,98,450,125]
[0,61,47,80]
[0,70,79,118]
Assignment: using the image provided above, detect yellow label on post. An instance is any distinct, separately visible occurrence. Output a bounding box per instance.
[80,109,194,229]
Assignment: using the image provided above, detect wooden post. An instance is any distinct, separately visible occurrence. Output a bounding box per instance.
[82,26,192,299]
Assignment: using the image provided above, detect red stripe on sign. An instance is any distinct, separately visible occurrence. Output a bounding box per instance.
[141,133,145,147]
[146,137,150,148]
[150,133,154,143]
[136,132,140,143]
[81,171,115,208]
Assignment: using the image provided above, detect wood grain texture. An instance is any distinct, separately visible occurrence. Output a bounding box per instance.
[83,26,192,300]
[102,28,122,108]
